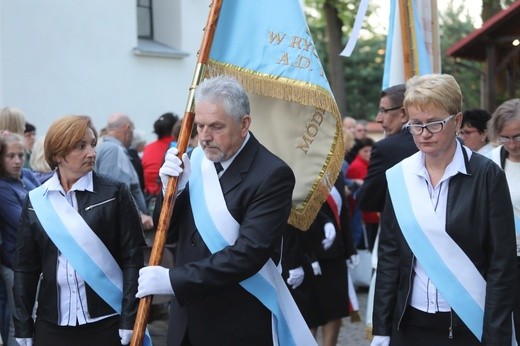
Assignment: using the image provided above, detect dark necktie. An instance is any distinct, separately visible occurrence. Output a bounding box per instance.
[214,162,224,175]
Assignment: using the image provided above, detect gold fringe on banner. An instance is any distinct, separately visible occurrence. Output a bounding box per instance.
[287,123,344,230]
[206,61,340,117]
[204,61,345,231]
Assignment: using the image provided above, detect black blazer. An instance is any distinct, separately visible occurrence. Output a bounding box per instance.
[13,173,146,337]
[301,176,356,262]
[156,133,295,346]
[357,129,418,212]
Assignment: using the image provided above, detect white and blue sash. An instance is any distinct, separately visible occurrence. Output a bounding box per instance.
[188,147,316,346]
[386,160,486,341]
[30,186,124,312]
[29,186,152,345]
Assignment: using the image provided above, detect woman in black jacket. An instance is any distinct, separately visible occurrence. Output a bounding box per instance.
[13,115,146,346]
[371,74,517,346]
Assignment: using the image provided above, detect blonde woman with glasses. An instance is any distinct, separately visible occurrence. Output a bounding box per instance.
[371,74,516,346]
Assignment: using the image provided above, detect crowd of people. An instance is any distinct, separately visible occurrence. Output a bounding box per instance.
[0,72,518,346]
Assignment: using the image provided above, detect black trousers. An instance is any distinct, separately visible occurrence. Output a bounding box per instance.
[513,258,520,344]
[34,315,120,346]
[391,306,480,346]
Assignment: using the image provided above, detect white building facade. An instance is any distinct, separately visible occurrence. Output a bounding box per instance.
[0,0,211,140]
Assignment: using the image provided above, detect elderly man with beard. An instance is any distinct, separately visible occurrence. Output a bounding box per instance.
[136,75,315,346]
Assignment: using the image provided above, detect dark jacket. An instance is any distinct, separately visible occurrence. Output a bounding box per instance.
[0,168,40,268]
[494,145,508,169]
[357,129,418,212]
[13,172,146,337]
[156,133,296,346]
[373,150,517,345]
[301,176,357,263]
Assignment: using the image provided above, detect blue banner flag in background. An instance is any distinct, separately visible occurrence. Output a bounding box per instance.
[383,0,440,89]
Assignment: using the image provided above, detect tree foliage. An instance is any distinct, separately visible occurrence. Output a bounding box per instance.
[482,0,515,21]
[440,3,482,109]
[305,0,382,119]
[304,1,493,119]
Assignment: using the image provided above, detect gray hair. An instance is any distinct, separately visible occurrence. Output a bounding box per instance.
[488,98,520,141]
[131,129,147,149]
[106,112,132,130]
[381,84,406,108]
[195,75,250,122]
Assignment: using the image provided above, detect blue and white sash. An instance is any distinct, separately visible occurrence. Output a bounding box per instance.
[188,147,316,346]
[29,186,152,345]
[386,160,486,341]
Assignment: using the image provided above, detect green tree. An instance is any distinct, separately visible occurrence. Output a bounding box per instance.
[304,1,501,118]
[482,0,515,21]
[440,3,482,109]
[343,34,386,119]
[305,0,378,118]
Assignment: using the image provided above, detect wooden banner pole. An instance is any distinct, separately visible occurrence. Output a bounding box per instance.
[130,1,223,344]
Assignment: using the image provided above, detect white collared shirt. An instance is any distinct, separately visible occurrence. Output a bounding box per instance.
[45,171,117,325]
[215,132,251,177]
[409,141,472,313]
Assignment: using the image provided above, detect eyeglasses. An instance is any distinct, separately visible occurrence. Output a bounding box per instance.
[458,129,479,137]
[497,135,520,144]
[407,115,454,135]
[378,106,402,114]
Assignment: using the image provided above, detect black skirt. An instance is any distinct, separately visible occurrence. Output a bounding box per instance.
[34,315,120,346]
[306,258,349,328]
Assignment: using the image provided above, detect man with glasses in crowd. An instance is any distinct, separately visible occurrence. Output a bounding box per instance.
[357,84,418,213]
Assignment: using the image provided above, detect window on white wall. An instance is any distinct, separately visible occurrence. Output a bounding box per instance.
[134,0,189,59]
[137,0,153,39]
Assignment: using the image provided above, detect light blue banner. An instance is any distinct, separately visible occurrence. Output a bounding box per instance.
[210,0,331,92]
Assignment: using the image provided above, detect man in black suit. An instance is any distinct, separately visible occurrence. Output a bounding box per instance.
[357,84,418,213]
[136,76,314,345]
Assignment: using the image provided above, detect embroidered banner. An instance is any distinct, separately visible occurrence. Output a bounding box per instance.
[205,0,343,230]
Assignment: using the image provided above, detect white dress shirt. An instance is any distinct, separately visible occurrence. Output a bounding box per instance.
[46,172,117,325]
[409,142,471,313]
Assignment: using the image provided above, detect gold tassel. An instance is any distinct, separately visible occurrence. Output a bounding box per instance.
[350,310,361,323]
[365,324,374,341]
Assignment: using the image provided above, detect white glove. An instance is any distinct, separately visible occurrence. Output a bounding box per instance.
[347,254,360,269]
[322,222,336,250]
[371,335,390,346]
[159,147,191,194]
[311,261,322,276]
[136,266,174,298]
[15,339,33,346]
[286,266,305,289]
[119,329,133,345]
